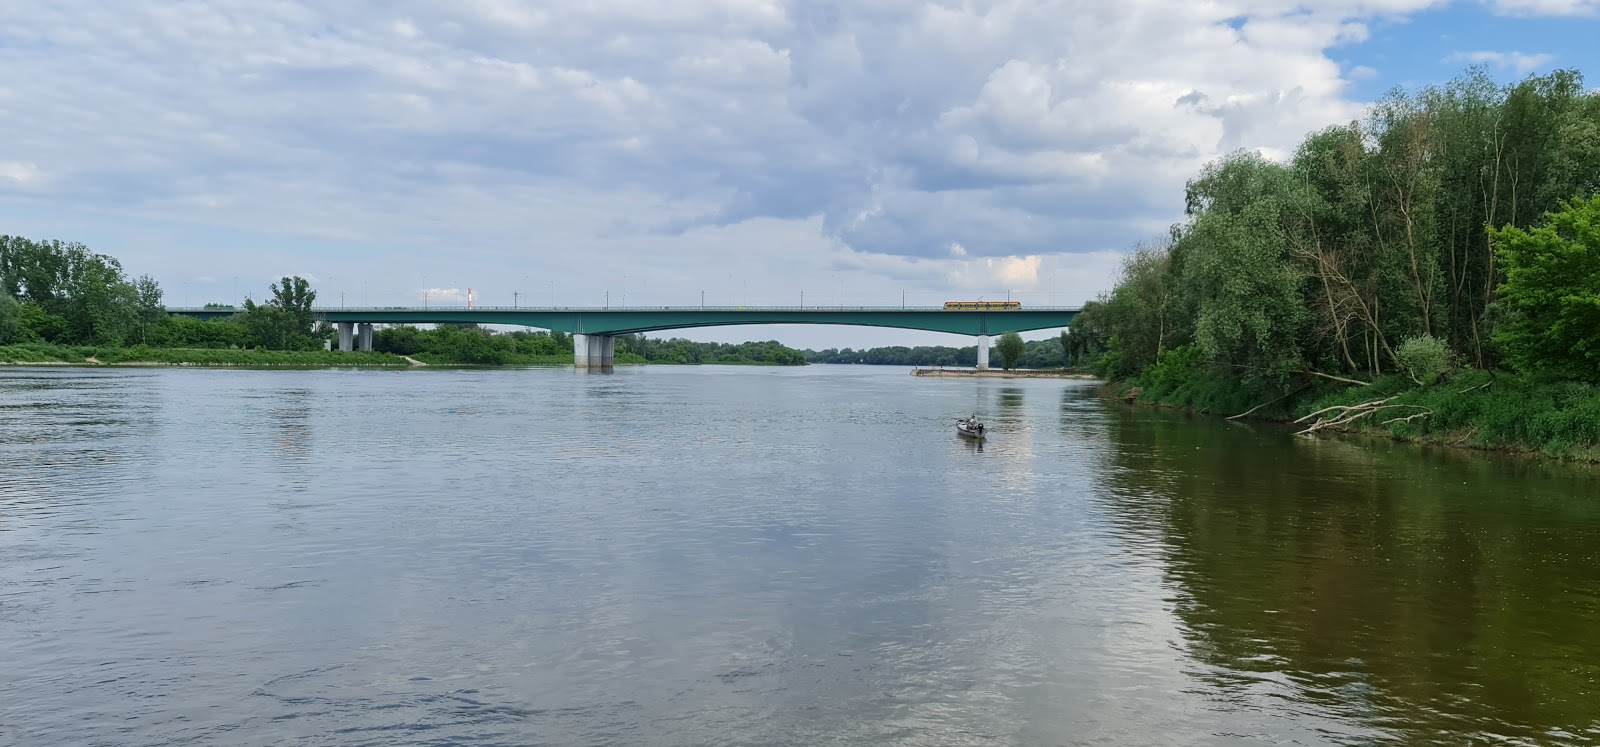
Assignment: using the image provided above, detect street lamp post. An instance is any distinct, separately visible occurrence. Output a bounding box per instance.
[513,291,521,309]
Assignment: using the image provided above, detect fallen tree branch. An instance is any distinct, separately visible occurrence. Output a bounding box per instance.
[1458,379,1494,394]
[1294,398,1430,435]
[1308,370,1371,386]
[1295,396,1399,424]
[1227,386,1307,421]
[1380,410,1433,425]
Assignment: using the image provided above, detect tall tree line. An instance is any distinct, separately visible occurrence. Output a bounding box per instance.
[1072,67,1600,387]
[0,236,165,345]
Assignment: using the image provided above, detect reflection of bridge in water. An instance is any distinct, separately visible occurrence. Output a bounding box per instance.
[167,306,1082,371]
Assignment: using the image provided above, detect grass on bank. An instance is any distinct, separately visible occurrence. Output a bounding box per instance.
[1300,370,1600,461]
[1116,346,1600,461]
[0,344,661,367]
[0,343,409,366]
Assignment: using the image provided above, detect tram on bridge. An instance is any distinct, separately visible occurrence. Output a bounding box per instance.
[942,301,1021,310]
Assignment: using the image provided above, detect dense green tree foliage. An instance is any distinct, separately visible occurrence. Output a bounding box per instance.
[804,337,1073,369]
[1073,67,1600,394]
[996,332,1025,370]
[0,293,19,344]
[1489,194,1600,379]
[614,334,806,365]
[375,324,572,364]
[369,326,806,365]
[0,235,155,346]
[238,276,320,350]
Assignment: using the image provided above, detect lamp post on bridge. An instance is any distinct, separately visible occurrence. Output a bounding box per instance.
[513,291,520,309]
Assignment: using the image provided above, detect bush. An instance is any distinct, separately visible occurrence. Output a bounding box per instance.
[1395,335,1453,386]
[1490,194,1600,380]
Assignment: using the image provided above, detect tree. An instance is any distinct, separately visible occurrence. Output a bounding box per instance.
[996,331,1025,370]
[270,276,316,334]
[239,276,319,350]
[0,294,19,344]
[17,301,68,342]
[1489,194,1600,379]
[1176,153,1312,386]
[132,275,164,343]
[1059,330,1071,368]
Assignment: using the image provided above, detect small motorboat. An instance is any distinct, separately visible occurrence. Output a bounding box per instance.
[956,415,986,439]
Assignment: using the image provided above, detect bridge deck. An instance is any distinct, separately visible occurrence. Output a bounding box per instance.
[166,306,1081,336]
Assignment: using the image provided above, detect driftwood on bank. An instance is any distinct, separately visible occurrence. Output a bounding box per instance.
[1293,395,1432,435]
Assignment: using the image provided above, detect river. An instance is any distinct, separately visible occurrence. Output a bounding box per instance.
[2,365,1597,745]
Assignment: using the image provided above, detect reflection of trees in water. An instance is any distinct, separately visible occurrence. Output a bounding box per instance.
[997,387,1023,415]
[267,388,314,490]
[1094,409,1600,742]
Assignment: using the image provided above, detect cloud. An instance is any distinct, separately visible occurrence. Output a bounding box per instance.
[0,0,1582,333]
[1486,0,1600,16]
[0,161,42,186]
[419,287,464,304]
[1446,50,1556,74]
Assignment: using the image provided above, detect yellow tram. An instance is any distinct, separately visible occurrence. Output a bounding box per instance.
[942,301,1022,310]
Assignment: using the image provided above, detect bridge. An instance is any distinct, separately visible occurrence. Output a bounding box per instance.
[166,305,1082,370]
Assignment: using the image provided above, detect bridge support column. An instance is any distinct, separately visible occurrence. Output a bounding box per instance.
[357,323,373,352]
[573,333,614,371]
[976,334,990,370]
[337,322,354,352]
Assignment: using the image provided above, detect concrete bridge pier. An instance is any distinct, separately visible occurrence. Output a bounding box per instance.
[357,323,374,352]
[337,322,355,352]
[574,333,615,371]
[976,334,990,370]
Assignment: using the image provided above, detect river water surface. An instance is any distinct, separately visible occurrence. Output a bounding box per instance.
[2,365,1598,746]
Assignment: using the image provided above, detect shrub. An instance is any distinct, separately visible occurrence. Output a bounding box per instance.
[1395,335,1453,386]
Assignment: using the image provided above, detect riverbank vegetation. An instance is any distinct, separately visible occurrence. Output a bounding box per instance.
[1,235,805,367]
[1069,67,1600,459]
[805,334,1074,369]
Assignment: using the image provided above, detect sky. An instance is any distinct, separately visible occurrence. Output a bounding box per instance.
[1,1,1597,349]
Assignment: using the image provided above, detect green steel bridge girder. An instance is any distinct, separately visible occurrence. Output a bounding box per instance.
[166,306,1081,336]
